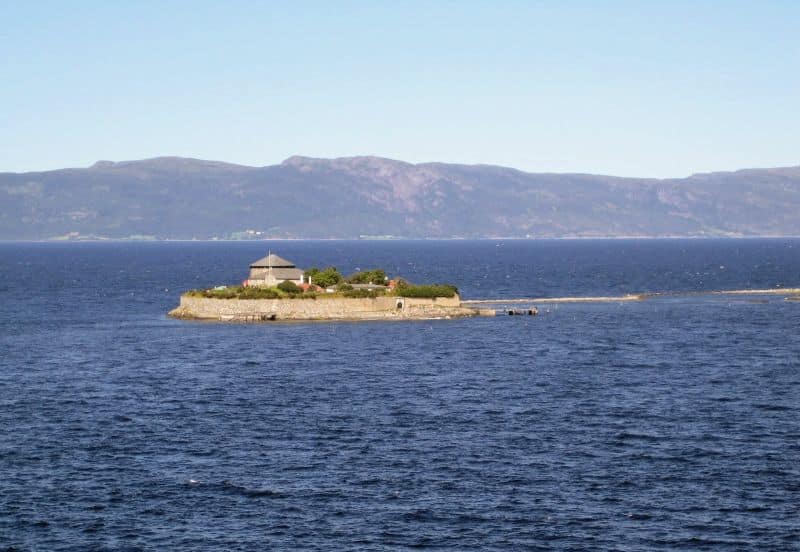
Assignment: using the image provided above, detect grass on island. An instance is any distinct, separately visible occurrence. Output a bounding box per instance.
[184,281,458,300]
[185,286,308,300]
[184,267,458,300]
[395,284,458,298]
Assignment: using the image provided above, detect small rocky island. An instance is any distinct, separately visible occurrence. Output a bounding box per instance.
[169,253,482,321]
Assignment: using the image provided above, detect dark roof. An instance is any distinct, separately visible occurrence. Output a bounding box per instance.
[249,267,304,280]
[249,253,296,268]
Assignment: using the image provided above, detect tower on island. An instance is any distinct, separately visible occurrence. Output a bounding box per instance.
[245,253,304,287]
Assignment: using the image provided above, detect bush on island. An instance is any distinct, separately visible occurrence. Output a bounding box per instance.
[277,280,302,294]
[396,284,458,298]
[347,269,387,285]
[304,266,343,288]
[239,287,281,299]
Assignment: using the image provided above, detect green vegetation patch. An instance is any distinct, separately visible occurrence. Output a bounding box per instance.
[347,269,387,285]
[185,286,321,300]
[395,284,458,298]
[186,286,281,299]
[304,266,343,288]
[277,280,302,294]
[189,286,320,300]
[342,288,385,298]
[183,271,459,301]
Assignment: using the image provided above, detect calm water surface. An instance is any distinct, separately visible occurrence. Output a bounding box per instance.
[1,239,799,550]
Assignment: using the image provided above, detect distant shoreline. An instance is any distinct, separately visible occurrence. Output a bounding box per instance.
[3,235,800,244]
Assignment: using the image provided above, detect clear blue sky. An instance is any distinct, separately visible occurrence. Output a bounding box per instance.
[2,1,798,177]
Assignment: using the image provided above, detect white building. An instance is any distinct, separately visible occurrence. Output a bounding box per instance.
[245,253,304,287]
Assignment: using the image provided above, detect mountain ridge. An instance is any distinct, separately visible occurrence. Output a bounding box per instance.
[2,156,800,239]
[13,154,799,179]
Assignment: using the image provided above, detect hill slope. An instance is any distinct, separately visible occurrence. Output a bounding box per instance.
[2,156,800,239]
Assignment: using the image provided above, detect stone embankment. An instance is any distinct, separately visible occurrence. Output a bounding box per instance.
[169,294,479,321]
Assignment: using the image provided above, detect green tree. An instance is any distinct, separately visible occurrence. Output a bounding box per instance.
[347,269,387,285]
[304,266,343,288]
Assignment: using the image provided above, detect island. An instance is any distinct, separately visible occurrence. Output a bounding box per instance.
[168,253,485,321]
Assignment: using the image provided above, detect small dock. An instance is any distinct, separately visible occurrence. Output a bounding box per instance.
[472,306,539,317]
[506,307,538,316]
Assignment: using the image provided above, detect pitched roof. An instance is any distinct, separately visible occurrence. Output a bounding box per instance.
[249,267,304,281]
[249,253,296,268]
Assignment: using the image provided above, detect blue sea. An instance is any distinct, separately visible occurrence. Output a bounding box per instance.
[1,239,799,551]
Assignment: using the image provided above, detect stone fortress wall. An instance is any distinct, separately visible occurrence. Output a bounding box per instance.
[169,294,476,321]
